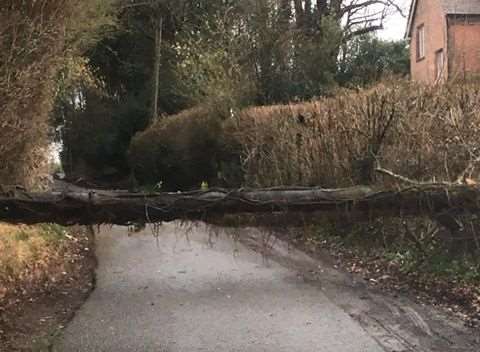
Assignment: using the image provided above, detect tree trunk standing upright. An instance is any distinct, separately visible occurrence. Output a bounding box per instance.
[277,0,292,78]
[152,15,163,120]
[293,0,305,28]
[118,0,167,120]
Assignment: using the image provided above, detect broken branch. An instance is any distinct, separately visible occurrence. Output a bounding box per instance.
[0,184,479,226]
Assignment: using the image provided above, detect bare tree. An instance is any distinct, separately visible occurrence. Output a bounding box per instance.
[291,0,405,37]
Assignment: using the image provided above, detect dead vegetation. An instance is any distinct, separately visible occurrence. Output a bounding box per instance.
[0,224,70,304]
[0,1,63,188]
[0,4,112,349]
[0,224,95,351]
[233,81,480,188]
[227,80,480,325]
[0,0,114,190]
[130,80,480,191]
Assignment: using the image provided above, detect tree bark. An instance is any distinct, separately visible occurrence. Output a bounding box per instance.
[0,184,479,226]
[152,15,163,120]
[293,0,304,27]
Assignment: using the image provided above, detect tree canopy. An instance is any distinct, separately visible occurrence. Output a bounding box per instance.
[0,0,408,187]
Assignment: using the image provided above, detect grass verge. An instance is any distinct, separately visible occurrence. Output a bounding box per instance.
[0,223,96,351]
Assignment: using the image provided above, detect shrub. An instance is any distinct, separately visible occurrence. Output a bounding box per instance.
[231,80,480,188]
[0,0,114,189]
[230,80,480,296]
[129,107,242,191]
[130,80,480,191]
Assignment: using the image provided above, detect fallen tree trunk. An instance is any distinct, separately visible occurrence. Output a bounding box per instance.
[0,184,479,226]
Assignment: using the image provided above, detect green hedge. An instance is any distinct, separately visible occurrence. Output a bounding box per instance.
[129,107,242,191]
[131,80,480,191]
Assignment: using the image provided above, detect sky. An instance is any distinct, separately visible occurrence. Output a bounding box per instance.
[378,0,411,40]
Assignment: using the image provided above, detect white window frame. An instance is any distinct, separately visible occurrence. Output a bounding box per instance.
[435,49,445,81]
[417,24,425,60]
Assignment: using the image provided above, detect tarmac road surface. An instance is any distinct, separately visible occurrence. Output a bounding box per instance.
[54,223,479,352]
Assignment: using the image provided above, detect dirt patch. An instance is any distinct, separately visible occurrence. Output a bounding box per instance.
[276,229,480,329]
[0,226,96,352]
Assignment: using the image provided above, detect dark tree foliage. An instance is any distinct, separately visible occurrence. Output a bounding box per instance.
[57,0,236,182]
[338,35,410,86]
[56,0,405,186]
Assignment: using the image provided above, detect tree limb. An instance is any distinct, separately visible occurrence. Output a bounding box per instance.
[1,184,479,226]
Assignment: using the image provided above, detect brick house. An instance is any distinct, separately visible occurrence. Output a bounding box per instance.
[406,0,480,83]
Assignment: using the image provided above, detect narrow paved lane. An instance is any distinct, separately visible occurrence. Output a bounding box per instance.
[54,223,478,352]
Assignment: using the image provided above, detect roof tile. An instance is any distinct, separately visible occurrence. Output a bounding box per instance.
[441,0,480,15]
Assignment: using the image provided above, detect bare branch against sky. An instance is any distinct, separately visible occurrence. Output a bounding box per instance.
[379,0,410,40]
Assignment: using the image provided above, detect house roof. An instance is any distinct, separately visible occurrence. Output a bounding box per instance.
[441,0,480,15]
[405,0,480,39]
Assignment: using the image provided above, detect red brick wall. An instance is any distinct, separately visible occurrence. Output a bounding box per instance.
[448,16,480,79]
[410,0,448,83]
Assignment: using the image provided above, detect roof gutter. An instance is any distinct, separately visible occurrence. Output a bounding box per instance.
[405,0,417,39]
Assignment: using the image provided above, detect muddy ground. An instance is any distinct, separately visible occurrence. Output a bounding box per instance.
[0,228,96,352]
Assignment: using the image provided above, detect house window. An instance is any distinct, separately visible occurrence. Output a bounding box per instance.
[435,49,445,80]
[416,24,425,60]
